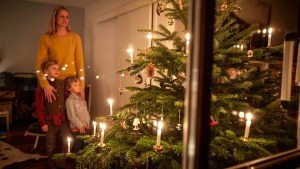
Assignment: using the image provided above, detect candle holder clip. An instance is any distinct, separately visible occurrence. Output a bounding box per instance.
[153,145,163,152]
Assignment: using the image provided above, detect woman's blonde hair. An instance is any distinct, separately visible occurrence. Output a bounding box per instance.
[46,6,71,35]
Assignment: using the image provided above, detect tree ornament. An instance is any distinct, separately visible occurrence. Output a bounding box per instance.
[176,109,182,130]
[247,50,253,58]
[168,19,174,26]
[156,1,165,16]
[120,121,129,129]
[178,0,183,10]
[135,74,143,84]
[146,63,155,78]
[209,116,219,126]
[221,0,227,11]
[138,56,144,62]
[133,117,140,130]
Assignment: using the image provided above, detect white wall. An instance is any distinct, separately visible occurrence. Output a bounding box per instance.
[0,0,84,74]
[85,0,153,118]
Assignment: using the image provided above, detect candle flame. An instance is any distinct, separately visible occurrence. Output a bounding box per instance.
[146,32,153,40]
[239,112,245,118]
[67,137,71,143]
[99,122,106,130]
[185,33,190,41]
[262,28,267,34]
[246,112,252,121]
[127,48,133,53]
[268,28,273,35]
[158,121,163,129]
[153,120,157,126]
[108,98,113,105]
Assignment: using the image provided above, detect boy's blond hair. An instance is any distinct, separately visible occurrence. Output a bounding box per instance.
[42,60,58,73]
[65,77,79,90]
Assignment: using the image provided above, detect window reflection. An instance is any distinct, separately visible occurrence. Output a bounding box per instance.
[209,0,299,168]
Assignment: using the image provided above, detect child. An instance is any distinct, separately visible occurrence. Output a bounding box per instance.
[65,77,90,153]
[35,60,72,169]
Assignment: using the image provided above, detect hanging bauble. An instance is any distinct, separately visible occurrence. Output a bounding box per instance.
[220,1,227,11]
[156,1,165,16]
[138,56,144,62]
[178,0,183,10]
[119,87,123,95]
[146,63,155,79]
[168,19,174,26]
[209,116,219,126]
[176,123,182,130]
[135,74,143,84]
[247,50,253,58]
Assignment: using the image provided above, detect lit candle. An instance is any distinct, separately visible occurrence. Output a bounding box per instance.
[146,32,152,47]
[99,122,106,145]
[185,33,190,55]
[244,112,252,139]
[127,48,133,64]
[93,121,97,136]
[267,28,272,47]
[156,121,163,147]
[262,28,267,47]
[67,137,71,154]
[107,98,113,116]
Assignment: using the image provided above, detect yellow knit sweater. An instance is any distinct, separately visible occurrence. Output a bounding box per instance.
[36,32,85,89]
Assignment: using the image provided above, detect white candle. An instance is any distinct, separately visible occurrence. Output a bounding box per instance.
[127,48,133,64]
[185,33,190,55]
[67,137,71,154]
[244,112,252,139]
[146,32,152,47]
[99,123,106,145]
[93,121,97,136]
[267,28,272,47]
[107,98,113,116]
[156,121,163,147]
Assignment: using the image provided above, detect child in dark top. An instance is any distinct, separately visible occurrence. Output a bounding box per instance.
[35,60,72,169]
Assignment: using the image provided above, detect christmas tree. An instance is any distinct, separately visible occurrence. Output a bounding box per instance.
[53,0,297,168]
[209,0,296,168]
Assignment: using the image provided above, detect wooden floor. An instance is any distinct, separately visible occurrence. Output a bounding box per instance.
[1,122,74,169]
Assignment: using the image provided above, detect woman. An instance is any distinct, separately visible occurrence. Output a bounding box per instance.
[36,6,85,102]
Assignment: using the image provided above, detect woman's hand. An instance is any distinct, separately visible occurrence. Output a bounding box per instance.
[43,84,57,102]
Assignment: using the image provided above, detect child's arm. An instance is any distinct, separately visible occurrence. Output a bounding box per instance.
[35,87,48,132]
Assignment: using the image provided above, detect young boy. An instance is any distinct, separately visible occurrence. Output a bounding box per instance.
[35,60,72,169]
[65,77,90,153]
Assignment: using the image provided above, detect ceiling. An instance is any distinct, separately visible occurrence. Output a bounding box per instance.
[26,0,100,8]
